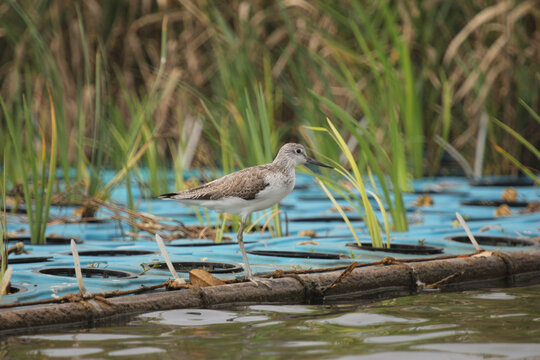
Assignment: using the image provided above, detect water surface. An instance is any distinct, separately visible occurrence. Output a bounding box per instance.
[3,285,539,359]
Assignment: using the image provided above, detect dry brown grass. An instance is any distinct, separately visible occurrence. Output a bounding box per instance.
[0,0,537,173]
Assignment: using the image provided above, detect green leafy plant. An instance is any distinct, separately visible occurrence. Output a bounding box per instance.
[2,87,57,244]
[308,119,390,248]
[202,84,284,238]
[489,101,540,184]
[1,1,537,181]
[1,152,8,294]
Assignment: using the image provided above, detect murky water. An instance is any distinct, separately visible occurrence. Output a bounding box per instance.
[2,286,539,359]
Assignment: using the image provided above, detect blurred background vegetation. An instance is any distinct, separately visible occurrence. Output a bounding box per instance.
[0,0,538,188]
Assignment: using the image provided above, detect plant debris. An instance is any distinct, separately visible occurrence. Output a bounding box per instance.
[501,187,517,202]
[414,194,434,207]
[494,204,512,217]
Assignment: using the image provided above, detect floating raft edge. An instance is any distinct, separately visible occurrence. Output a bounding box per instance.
[1,250,539,335]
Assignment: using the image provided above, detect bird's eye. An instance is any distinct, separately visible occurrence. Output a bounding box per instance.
[296,149,302,154]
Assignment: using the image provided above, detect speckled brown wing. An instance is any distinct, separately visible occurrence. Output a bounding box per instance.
[160,165,271,201]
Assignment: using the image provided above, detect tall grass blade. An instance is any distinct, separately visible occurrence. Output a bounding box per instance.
[2,86,57,245]
[491,141,540,184]
[519,99,540,124]
[41,86,58,242]
[1,153,7,277]
[307,119,384,247]
[365,190,391,247]
[434,136,474,178]
[2,97,33,236]
[316,178,362,246]
[0,267,12,299]
[308,91,408,232]
[491,117,540,160]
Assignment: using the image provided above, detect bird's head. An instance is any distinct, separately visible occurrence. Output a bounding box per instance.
[274,143,333,169]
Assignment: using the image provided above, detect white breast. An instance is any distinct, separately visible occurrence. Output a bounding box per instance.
[248,170,295,211]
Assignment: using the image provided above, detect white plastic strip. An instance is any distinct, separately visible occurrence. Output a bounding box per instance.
[71,239,89,295]
[155,234,185,284]
[455,212,481,251]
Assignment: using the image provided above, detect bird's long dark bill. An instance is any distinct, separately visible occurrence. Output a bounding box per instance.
[306,157,333,169]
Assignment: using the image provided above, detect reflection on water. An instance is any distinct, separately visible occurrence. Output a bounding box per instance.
[472,292,517,300]
[313,312,424,326]
[139,309,239,326]
[3,285,539,359]
[31,348,103,357]
[108,347,165,356]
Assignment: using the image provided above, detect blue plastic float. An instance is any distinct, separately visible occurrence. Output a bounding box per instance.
[2,173,539,304]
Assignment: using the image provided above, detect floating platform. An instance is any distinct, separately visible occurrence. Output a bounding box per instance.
[1,175,539,333]
[1,250,539,334]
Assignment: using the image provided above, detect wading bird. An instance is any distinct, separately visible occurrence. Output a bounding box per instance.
[160,143,332,281]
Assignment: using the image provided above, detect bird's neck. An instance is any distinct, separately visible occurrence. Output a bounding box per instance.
[272,156,297,175]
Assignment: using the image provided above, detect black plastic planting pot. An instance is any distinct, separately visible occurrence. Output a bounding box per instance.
[297,195,346,201]
[75,218,114,224]
[6,285,27,295]
[168,241,254,247]
[405,190,469,197]
[150,261,244,274]
[1,205,27,215]
[346,242,444,255]
[461,200,530,207]
[35,267,138,279]
[7,236,82,245]
[290,216,364,223]
[247,250,348,259]
[470,177,534,187]
[447,235,535,247]
[7,256,53,264]
[62,250,157,256]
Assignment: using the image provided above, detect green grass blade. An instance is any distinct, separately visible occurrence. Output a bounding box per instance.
[491,141,539,184]
[316,178,361,246]
[491,117,540,160]
[519,99,540,124]
[40,87,58,244]
[1,97,34,239]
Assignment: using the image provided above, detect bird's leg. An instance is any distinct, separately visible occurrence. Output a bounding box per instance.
[237,215,254,280]
[237,216,271,288]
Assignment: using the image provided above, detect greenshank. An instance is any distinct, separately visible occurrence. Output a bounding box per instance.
[159,143,332,281]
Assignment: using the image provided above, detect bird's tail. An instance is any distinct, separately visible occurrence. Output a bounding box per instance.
[158,192,180,199]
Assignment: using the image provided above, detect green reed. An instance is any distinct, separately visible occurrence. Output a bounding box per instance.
[307,94,408,232]
[4,1,68,182]
[202,85,284,237]
[0,0,537,235]
[308,119,390,247]
[489,101,540,185]
[2,88,58,244]
[72,14,172,215]
[200,7,286,236]
[1,153,7,282]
